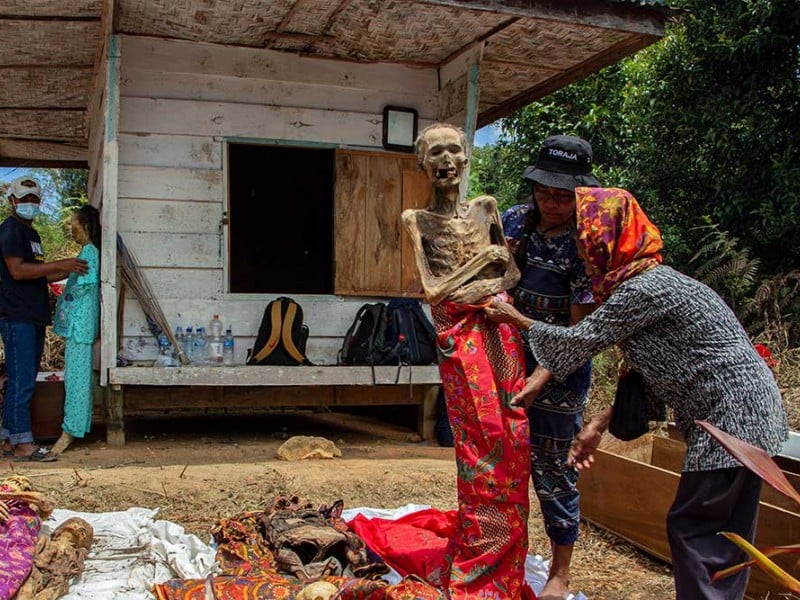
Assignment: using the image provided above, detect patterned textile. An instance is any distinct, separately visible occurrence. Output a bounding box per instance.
[62,340,94,438]
[528,265,788,472]
[432,293,535,600]
[502,203,594,326]
[155,574,446,599]
[502,201,592,546]
[54,242,100,439]
[575,187,663,303]
[0,490,41,600]
[53,243,100,343]
[154,505,446,600]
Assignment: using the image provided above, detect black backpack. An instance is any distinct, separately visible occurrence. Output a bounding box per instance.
[385,299,437,366]
[247,297,312,366]
[339,303,390,367]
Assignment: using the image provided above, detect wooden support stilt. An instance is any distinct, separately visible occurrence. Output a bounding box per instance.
[105,383,125,445]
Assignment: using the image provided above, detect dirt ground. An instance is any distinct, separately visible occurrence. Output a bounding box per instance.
[3,410,677,599]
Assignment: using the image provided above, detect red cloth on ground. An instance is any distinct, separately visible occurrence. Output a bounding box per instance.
[347,508,456,585]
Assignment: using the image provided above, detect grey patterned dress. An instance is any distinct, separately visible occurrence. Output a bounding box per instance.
[527,265,788,472]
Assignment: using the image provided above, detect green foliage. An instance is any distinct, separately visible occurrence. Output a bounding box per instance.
[746,271,800,348]
[468,144,526,213]
[473,0,800,274]
[680,219,800,347]
[623,0,800,271]
[690,219,761,315]
[481,64,636,213]
[27,168,89,213]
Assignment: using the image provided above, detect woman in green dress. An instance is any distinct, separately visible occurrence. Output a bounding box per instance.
[50,205,101,455]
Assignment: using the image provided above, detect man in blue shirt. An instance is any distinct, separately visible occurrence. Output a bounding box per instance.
[0,177,89,461]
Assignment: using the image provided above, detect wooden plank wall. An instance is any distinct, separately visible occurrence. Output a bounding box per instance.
[115,35,441,365]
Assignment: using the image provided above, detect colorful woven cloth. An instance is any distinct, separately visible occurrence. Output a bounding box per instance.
[575,187,663,303]
[155,574,445,599]
[154,507,446,600]
[0,499,41,600]
[432,292,535,600]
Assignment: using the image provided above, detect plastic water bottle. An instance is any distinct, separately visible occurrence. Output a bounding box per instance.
[193,326,208,364]
[174,325,184,363]
[223,326,235,366]
[155,333,173,367]
[184,326,194,363]
[208,314,224,365]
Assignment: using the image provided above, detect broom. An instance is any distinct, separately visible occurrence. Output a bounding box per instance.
[117,234,189,365]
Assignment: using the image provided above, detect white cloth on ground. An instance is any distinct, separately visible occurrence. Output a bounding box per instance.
[42,508,216,600]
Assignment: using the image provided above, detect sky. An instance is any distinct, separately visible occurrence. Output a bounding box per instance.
[0,166,29,184]
[474,123,502,147]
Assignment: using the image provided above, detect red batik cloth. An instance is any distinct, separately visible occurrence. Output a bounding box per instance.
[431,293,535,600]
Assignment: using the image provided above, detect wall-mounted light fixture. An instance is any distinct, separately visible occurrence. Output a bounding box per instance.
[382,106,418,152]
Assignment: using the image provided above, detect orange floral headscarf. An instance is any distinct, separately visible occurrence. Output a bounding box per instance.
[576,187,663,303]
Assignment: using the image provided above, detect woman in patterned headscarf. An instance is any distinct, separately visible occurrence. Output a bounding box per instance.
[485,187,787,600]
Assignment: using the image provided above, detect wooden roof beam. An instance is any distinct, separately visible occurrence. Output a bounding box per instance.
[0,109,87,142]
[0,0,101,19]
[0,138,87,167]
[477,32,657,127]
[417,0,669,37]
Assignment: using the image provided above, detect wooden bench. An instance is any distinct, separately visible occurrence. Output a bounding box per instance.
[105,365,441,445]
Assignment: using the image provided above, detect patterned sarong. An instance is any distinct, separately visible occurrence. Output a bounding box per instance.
[0,500,41,600]
[432,293,534,599]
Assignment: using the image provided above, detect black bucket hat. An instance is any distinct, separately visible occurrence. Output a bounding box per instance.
[523,135,600,190]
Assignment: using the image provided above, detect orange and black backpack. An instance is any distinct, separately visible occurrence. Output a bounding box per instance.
[247,297,312,366]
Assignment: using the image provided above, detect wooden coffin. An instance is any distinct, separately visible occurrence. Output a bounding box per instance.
[578,434,800,599]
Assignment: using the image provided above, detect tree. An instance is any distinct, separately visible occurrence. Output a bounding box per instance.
[624,0,800,272]
[29,168,89,211]
[473,0,800,273]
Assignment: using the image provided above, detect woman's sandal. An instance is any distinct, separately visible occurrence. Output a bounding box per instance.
[13,447,56,462]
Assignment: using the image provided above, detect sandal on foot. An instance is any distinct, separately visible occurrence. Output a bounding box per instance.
[13,447,56,462]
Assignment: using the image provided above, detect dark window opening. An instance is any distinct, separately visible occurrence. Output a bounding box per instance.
[228,144,334,294]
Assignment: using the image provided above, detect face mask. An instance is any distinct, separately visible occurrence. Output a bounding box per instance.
[14,203,41,220]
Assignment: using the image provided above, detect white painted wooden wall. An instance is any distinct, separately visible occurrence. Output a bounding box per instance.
[115,35,453,365]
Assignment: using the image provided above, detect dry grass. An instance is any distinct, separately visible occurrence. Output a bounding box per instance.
[587,347,800,431]
[776,348,800,431]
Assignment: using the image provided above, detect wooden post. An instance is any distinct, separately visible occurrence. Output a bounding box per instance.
[99,33,121,387]
[105,384,125,445]
[418,384,440,442]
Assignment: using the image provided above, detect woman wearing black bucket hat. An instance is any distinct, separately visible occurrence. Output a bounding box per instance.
[501,135,599,599]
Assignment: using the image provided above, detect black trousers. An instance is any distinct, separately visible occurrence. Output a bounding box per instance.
[667,467,762,599]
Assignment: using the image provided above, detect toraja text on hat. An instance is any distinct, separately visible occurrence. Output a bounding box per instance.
[547,149,581,162]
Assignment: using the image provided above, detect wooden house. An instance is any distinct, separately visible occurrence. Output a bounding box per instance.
[0,0,670,444]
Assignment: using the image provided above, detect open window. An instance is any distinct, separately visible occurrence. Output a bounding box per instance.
[227,143,428,297]
[227,143,334,294]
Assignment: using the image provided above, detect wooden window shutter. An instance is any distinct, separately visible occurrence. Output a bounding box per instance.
[334,149,429,297]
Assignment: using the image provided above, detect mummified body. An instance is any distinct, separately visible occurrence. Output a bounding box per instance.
[401,124,533,600]
[402,125,519,305]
